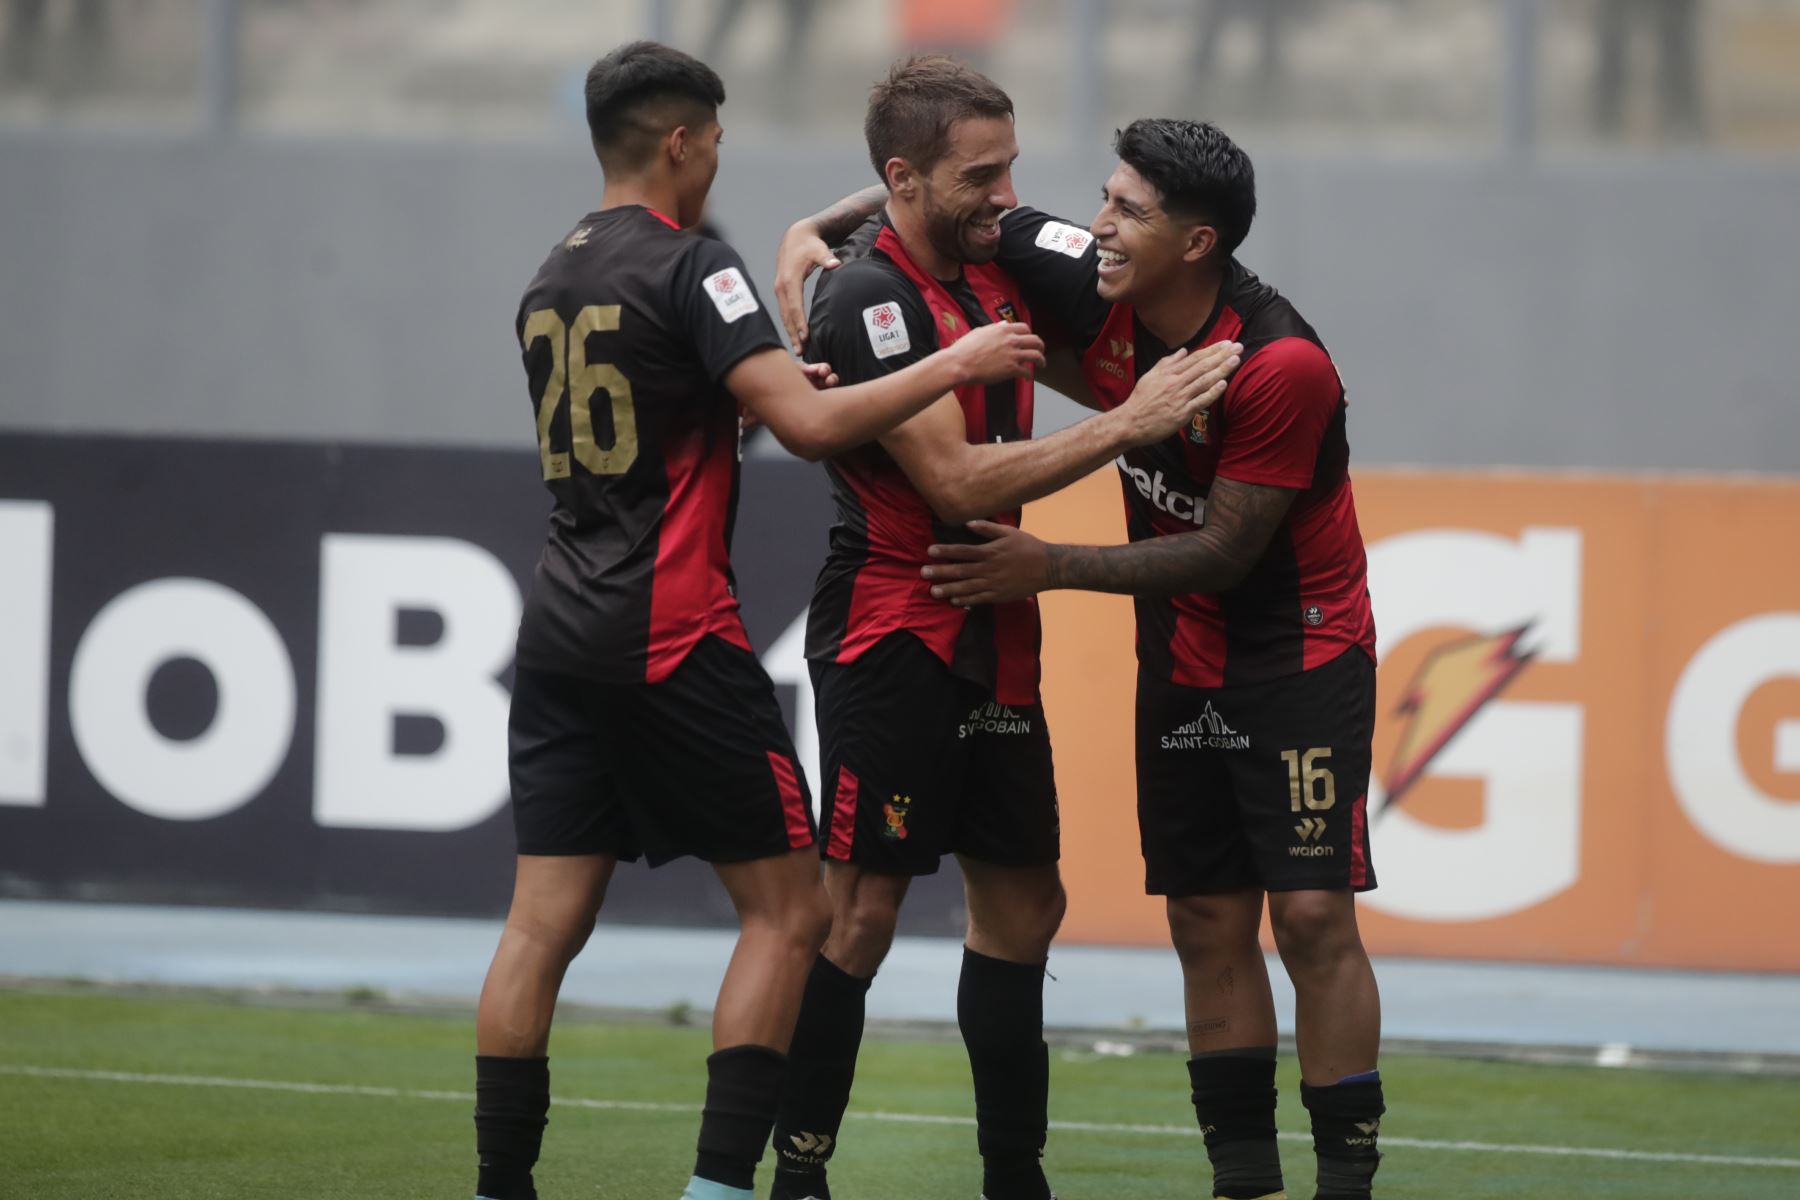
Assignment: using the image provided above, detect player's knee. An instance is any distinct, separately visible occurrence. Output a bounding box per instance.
[832,884,903,964]
[1031,876,1069,947]
[793,882,835,952]
[505,904,597,966]
[1268,892,1355,966]
[966,871,1064,959]
[1166,895,1252,964]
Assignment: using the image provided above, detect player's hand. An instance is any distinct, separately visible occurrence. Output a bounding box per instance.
[949,321,1047,385]
[1116,341,1241,447]
[922,521,1052,607]
[799,359,840,391]
[775,220,839,353]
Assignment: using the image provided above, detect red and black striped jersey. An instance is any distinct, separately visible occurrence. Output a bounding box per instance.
[998,207,1376,689]
[803,215,1042,705]
[513,205,784,683]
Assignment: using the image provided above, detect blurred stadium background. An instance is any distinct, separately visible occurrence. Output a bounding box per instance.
[4,0,1800,1073]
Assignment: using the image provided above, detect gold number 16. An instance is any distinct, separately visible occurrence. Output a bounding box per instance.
[1282,747,1337,812]
[521,305,638,480]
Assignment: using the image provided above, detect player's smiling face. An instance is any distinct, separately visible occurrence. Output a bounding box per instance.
[1089,161,1214,304]
[914,115,1019,266]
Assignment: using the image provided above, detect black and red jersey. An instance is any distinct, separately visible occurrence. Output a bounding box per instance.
[803,214,1042,705]
[512,205,784,683]
[998,207,1376,689]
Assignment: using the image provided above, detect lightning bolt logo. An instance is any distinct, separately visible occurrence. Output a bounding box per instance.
[1383,624,1537,811]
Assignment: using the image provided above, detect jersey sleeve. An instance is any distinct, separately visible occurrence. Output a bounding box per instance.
[996,206,1110,351]
[667,237,786,382]
[803,260,937,383]
[1214,337,1343,490]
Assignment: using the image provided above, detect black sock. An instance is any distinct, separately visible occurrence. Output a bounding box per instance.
[1301,1072,1385,1200]
[958,946,1051,1200]
[474,1055,549,1200]
[1187,1048,1283,1200]
[694,1044,787,1191]
[770,955,873,1200]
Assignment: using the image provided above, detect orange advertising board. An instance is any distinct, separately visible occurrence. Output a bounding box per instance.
[1034,468,1800,972]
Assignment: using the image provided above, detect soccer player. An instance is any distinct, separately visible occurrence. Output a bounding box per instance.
[780,120,1386,1200]
[765,59,1240,1200]
[473,42,1049,1200]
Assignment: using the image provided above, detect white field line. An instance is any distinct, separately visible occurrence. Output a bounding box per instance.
[5,1064,1798,1172]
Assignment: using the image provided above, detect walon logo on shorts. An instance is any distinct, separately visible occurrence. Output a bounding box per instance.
[1161,702,1249,750]
[1291,816,1333,857]
[960,702,1034,738]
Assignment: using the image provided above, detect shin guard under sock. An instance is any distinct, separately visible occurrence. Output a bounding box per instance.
[1301,1072,1385,1200]
[958,946,1051,1200]
[474,1055,549,1200]
[1187,1048,1284,1200]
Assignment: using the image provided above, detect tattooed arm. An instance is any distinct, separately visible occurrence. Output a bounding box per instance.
[921,476,1297,606]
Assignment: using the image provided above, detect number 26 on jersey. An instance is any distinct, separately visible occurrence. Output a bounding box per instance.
[521,305,639,480]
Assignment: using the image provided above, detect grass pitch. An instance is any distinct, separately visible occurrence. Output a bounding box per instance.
[4,987,1797,1199]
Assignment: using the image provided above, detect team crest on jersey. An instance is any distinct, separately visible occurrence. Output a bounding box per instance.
[881,794,913,840]
[703,268,759,324]
[1188,409,1210,445]
[862,302,912,359]
[995,301,1017,322]
[1034,220,1092,258]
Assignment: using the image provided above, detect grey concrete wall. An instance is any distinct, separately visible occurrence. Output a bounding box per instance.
[2,131,1797,471]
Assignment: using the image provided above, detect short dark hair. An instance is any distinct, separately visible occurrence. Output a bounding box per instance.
[1114,119,1257,257]
[864,56,1014,183]
[584,41,725,173]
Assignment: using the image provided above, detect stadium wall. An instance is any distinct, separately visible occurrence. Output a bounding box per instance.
[1,134,1798,471]
[2,434,1797,972]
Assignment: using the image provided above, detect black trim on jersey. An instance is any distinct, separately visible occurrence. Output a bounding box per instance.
[1219,525,1304,686]
[995,206,1110,351]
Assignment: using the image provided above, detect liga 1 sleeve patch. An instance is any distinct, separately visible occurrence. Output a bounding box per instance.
[861,301,912,359]
[1033,220,1093,258]
[703,267,760,324]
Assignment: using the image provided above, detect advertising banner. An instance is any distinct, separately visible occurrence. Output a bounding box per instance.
[4,435,1796,970]
[1044,469,1800,972]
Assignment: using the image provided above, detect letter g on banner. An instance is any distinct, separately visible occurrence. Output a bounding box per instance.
[1668,613,1800,863]
[1361,527,1585,923]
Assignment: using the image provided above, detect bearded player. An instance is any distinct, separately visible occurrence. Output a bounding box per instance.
[780,118,1386,1200]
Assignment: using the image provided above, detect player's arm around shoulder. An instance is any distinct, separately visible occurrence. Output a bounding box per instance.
[727,257,1042,462]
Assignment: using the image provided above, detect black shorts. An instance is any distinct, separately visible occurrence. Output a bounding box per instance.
[508,635,815,864]
[811,632,1059,876]
[1136,648,1376,896]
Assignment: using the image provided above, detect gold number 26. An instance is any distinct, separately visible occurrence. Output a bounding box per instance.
[521,305,638,480]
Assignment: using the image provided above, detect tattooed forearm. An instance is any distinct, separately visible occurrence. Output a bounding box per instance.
[1044,477,1298,597]
[809,185,889,246]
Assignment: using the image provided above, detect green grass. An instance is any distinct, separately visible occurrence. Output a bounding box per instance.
[4,989,1797,1198]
